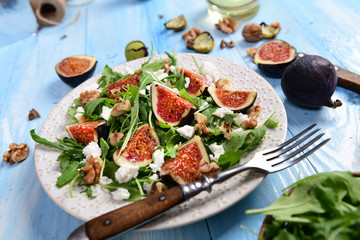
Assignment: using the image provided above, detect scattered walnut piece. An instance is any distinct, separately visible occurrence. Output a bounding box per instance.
[80,90,100,106]
[111,99,131,117]
[199,159,221,177]
[219,121,232,140]
[182,27,202,40]
[247,105,263,118]
[215,78,231,89]
[271,21,281,29]
[3,143,29,165]
[158,13,163,18]
[109,131,124,146]
[163,59,170,74]
[150,181,168,194]
[216,17,239,34]
[242,117,258,129]
[220,40,236,49]
[28,108,40,120]
[194,113,211,134]
[246,47,258,58]
[80,156,103,185]
[242,23,262,42]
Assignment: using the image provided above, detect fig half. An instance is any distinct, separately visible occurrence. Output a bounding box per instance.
[253,39,296,78]
[113,123,160,167]
[150,82,196,127]
[208,85,257,113]
[186,32,214,53]
[165,14,187,31]
[177,68,211,97]
[160,136,217,184]
[65,120,109,146]
[56,55,97,87]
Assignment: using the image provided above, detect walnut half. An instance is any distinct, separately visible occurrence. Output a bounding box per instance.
[194,113,211,134]
[3,143,29,165]
[80,156,103,185]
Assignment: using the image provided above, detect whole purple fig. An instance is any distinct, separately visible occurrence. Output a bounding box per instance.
[281,55,342,108]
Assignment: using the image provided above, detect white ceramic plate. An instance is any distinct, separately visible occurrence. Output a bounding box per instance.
[34,53,287,230]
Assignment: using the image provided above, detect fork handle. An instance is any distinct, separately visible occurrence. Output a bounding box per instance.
[69,187,185,240]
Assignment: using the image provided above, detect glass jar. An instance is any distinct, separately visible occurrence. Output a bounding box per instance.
[207,0,259,19]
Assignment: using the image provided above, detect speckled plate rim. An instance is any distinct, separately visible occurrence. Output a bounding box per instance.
[34,53,287,231]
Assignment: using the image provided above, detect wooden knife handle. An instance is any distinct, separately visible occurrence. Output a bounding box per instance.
[85,186,184,240]
[336,66,360,94]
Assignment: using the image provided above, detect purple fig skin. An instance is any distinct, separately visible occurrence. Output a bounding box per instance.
[281,55,342,109]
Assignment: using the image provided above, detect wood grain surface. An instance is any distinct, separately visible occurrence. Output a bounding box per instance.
[0,0,359,239]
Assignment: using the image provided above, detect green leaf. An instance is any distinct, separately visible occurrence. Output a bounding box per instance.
[84,98,106,116]
[56,161,80,187]
[30,129,64,151]
[217,150,246,169]
[56,137,84,149]
[57,152,72,172]
[265,116,280,129]
[179,89,199,106]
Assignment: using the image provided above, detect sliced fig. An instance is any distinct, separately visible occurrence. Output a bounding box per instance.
[177,68,211,97]
[208,85,257,113]
[253,39,296,78]
[151,82,196,127]
[186,32,214,53]
[165,14,187,31]
[65,120,109,146]
[113,123,160,167]
[55,55,97,88]
[106,71,141,92]
[125,41,148,61]
[160,136,217,184]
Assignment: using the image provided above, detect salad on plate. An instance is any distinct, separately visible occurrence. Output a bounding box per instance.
[31,52,279,203]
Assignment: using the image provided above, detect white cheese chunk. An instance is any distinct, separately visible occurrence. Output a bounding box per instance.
[209,142,225,162]
[111,188,130,201]
[233,113,248,125]
[82,141,101,159]
[149,149,165,173]
[84,82,99,91]
[176,125,195,139]
[74,106,84,119]
[101,106,112,121]
[169,65,176,73]
[139,89,146,95]
[212,108,234,118]
[184,77,190,88]
[99,176,113,185]
[115,163,139,183]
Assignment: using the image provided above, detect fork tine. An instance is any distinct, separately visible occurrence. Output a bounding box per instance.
[270,138,330,172]
[265,128,321,160]
[270,133,326,166]
[263,124,317,155]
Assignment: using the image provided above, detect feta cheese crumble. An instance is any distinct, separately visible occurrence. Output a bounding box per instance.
[212,108,234,118]
[101,106,112,121]
[184,77,190,88]
[84,82,99,91]
[148,69,168,81]
[176,125,195,139]
[111,188,130,201]
[115,163,139,183]
[150,148,165,173]
[99,176,113,185]
[83,142,101,159]
[139,89,146,95]
[74,106,84,119]
[209,142,225,162]
[169,65,176,73]
[233,113,248,125]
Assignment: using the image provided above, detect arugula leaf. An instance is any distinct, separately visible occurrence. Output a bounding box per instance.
[84,98,106,117]
[67,98,80,120]
[56,137,84,149]
[246,171,360,239]
[179,89,199,106]
[30,129,64,151]
[56,161,80,187]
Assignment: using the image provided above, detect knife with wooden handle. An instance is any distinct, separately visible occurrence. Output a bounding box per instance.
[68,186,186,240]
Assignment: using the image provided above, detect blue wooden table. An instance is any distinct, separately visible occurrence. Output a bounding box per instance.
[1,0,359,239]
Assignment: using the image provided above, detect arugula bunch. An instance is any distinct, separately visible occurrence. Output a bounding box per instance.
[31,52,279,201]
[246,171,360,240]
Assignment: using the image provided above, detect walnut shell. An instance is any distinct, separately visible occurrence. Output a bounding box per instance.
[242,23,262,42]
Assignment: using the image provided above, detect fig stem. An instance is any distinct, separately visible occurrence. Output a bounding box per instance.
[332,99,343,109]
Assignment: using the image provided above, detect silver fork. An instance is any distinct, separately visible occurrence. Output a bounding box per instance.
[69,124,329,240]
